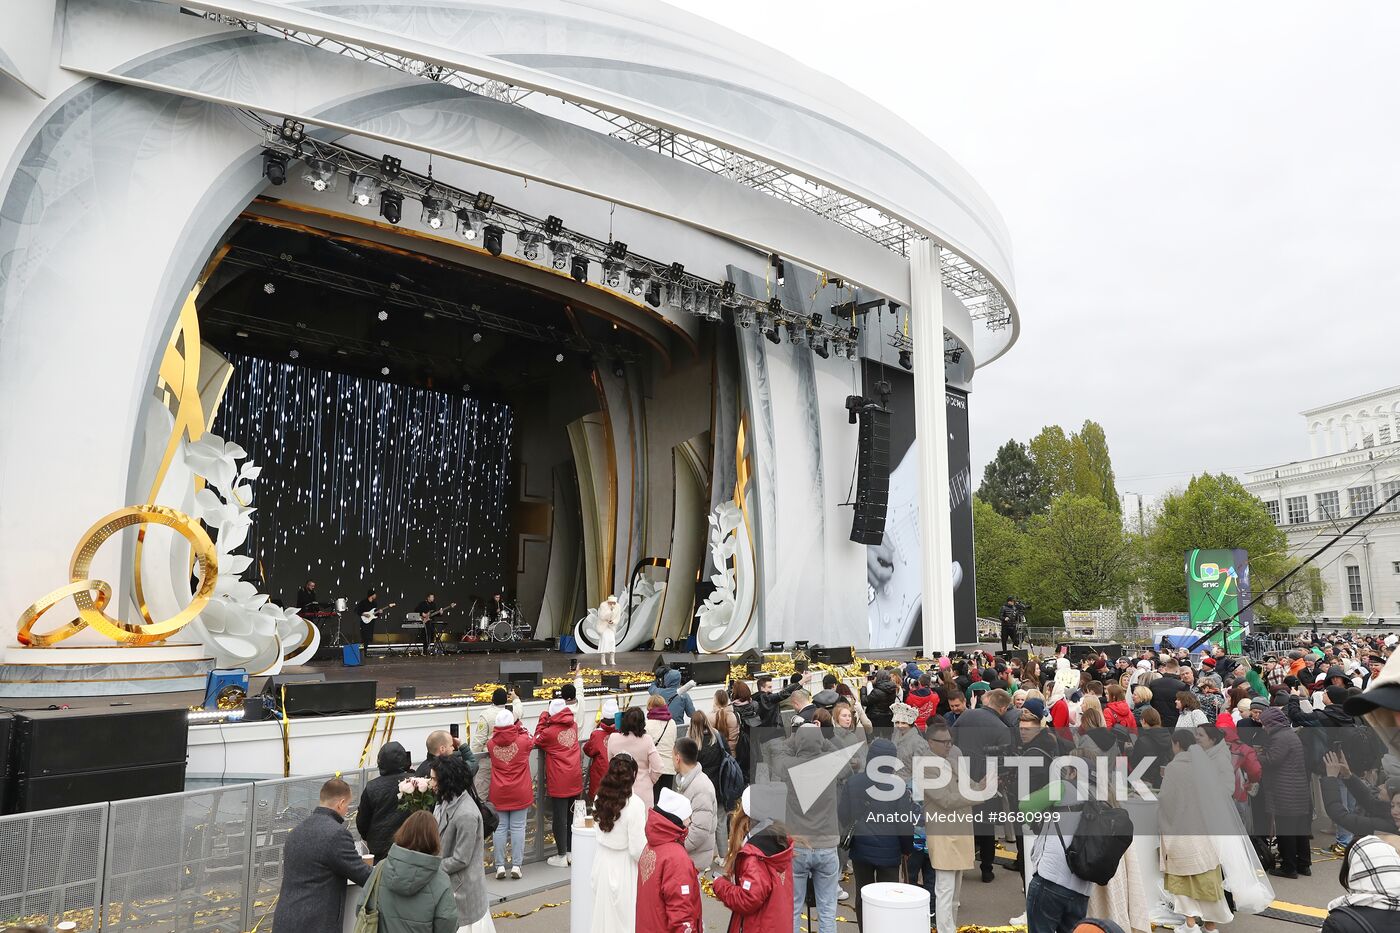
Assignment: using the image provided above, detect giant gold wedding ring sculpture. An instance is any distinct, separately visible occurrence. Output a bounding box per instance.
[17,505,218,647]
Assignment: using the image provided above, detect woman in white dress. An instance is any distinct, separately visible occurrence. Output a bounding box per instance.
[590,753,647,933]
[597,595,618,666]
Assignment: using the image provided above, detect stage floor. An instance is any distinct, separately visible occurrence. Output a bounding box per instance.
[16,650,665,711]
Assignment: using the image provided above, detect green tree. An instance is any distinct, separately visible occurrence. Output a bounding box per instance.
[1029,426,1075,500]
[1142,473,1288,612]
[1018,495,1135,625]
[972,496,1025,618]
[976,440,1047,523]
[1070,420,1121,514]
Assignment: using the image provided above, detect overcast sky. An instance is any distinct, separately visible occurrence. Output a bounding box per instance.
[669,1,1400,499]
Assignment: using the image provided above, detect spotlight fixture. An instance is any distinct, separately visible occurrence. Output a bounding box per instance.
[826,275,844,288]
[607,241,629,261]
[645,281,662,307]
[721,281,736,299]
[950,347,964,363]
[348,173,381,206]
[770,253,785,286]
[765,325,782,346]
[785,320,807,347]
[379,154,403,178]
[482,224,504,257]
[898,348,913,370]
[570,254,589,283]
[472,332,483,343]
[555,352,565,363]
[667,283,684,310]
[379,190,403,224]
[705,294,724,322]
[421,197,450,230]
[549,239,573,270]
[279,117,306,142]
[736,305,755,328]
[289,348,301,359]
[377,310,389,322]
[381,366,391,376]
[813,338,830,359]
[543,215,564,237]
[682,288,697,314]
[262,151,289,185]
[668,261,685,280]
[234,330,250,338]
[516,231,544,261]
[462,383,472,392]
[627,269,650,297]
[301,157,337,192]
[456,208,484,240]
[603,260,625,288]
[612,361,625,378]
[263,281,276,295]
[473,191,495,212]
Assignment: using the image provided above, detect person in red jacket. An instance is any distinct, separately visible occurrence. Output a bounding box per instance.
[1103,684,1139,734]
[637,788,703,933]
[584,698,620,803]
[535,697,584,868]
[487,708,534,879]
[1216,713,1262,822]
[905,674,941,730]
[713,787,795,933]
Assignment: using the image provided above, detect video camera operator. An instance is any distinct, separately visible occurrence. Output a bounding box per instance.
[999,597,1028,652]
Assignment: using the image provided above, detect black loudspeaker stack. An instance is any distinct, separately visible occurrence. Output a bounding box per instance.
[7,707,188,814]
[652,652,732,685]
[849,406,891,545]
[498,660,544,687]
[811,646,855,666]
[277,680,378,716]
[0,714,13,814]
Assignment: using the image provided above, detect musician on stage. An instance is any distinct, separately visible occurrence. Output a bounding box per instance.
[356,589,382,658]
[416,594,440,656]
[295,579,319,613]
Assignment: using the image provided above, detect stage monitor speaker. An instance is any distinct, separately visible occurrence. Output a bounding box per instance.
[738,648,764,664]
[745,662,763,678]
[511,680,540,700]
[849,407,891,545]
[1090,643,1124,660]
[279,680,378,716]
[499,660,544,686]
[396,685,417,703]
[811,646,855,666]
[653,652,700,672]
[998,649,1029,664]
[688,658,733,685]
[600,674,622,691]
[794,660,809,674]
[242,697,269,722]
[1058,643,1096,663]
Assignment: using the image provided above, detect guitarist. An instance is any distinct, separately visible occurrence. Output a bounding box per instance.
[356,589,397,658]
[415,594,457,656]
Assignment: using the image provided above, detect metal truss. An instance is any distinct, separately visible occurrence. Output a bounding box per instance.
[193,11,1013,332]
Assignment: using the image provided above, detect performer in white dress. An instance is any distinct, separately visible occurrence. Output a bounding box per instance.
[597,595,619,666]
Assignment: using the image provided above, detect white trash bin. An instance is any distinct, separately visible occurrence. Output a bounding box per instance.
[569,823,596,932]
[859,881,930,933]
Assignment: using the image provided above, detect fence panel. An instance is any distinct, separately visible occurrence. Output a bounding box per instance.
[247,769,368,933]
[102,784,254,933]
[0,803,107,931]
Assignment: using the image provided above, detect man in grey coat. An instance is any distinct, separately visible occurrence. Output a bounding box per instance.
[273,778,372,933]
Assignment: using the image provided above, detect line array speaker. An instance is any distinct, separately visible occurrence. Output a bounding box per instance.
[849,406,890,545]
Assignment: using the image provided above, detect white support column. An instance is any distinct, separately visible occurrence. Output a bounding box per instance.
[910,241,957,652]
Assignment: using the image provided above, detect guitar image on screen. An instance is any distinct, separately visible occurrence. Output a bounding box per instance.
[867,444,965,648]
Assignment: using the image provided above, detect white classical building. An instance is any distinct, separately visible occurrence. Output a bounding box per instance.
[1244,386,1400,621]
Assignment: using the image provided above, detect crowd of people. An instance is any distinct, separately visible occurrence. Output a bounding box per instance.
[270,629,1400,933]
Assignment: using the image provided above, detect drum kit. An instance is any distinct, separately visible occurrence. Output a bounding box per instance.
[466,599,533,643]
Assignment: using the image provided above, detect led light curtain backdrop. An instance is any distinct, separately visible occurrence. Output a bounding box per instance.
[212,354,514,609]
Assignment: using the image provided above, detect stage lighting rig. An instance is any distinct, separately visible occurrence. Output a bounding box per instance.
[570,254,589,283]
[279,117,306,143]
[421,197,450,230]
[722,281,736,300]
[262,151,289,185]
[348,173,380,206]
[301,157,336,192]
[735,304,755,328]
[456,208,484,240]
[603,260,625,288]
[549,238,573,270]
[543,215,564,237]
[482,224,504,257]
[473,191,495,213]
[380,153,403,178]
[898,348,913,370]
[379,190,403,224]
[645,281,662,307]
[813,338,830,359]
[516,230,544,261]
[668,261,685,281]
[607,241,629,262]
[785,319,807,347]
[626,269,649,296]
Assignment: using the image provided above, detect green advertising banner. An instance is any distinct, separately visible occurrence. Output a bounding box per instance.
[1185,548,1253,653]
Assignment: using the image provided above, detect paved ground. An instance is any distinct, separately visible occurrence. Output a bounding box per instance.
[482,843,1343,931]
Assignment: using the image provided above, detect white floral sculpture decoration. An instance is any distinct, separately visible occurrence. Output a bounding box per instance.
[182,434,318,674]
[694,501,758,653]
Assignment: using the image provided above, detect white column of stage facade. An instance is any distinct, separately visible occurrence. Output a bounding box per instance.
[911,241,958,652]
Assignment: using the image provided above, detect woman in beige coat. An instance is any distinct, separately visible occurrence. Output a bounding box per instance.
[922,721,981,933]
[1159,731,1232,931]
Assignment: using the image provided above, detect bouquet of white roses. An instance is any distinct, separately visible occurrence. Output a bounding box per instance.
[396,775,436,813]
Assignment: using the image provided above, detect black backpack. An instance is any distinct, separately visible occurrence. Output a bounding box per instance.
[1053,800,1134,886]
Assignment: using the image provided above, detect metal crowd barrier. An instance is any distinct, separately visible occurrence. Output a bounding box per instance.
[0,747,565,932]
